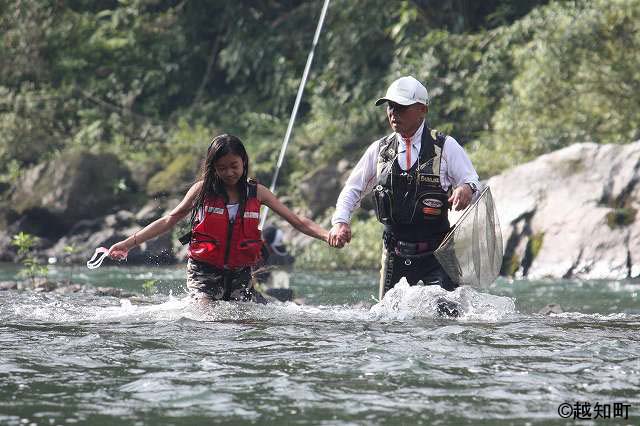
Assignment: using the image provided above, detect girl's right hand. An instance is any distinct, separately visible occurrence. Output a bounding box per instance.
[108,241,130,261]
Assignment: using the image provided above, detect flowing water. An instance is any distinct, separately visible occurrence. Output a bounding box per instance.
[0,264,638,425]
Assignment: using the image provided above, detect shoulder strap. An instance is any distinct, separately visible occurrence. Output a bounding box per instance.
[235,178,259,221]
[247,178,258,199]
[431,128,447,148]
[378,134,398,162]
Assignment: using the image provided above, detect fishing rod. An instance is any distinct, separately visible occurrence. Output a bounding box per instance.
[259,0,331,229]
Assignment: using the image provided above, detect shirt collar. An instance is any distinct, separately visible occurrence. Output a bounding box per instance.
[396,120,425,152]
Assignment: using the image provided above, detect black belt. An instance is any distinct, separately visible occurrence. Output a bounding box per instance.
[383,232,440,259]
[395,240,437,259]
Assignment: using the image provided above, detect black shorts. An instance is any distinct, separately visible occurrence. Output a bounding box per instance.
[186,258,267,303]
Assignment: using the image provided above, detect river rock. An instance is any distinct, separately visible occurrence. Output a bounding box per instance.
[95,287,122,297]
[55,284,83,294]
[0,281,17,290]
[489,141,640,280]
[34,280,57,292]
[0,232,16,262]
[9,150,137,236]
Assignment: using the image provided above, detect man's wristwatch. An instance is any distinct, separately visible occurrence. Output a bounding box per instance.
[466,182,478,194]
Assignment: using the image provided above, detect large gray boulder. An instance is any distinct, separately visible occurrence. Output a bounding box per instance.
[9,150,137,237]
[488,141,640,280]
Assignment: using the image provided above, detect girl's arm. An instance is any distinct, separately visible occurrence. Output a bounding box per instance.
[257,184,329,242]
[108,181,203,260]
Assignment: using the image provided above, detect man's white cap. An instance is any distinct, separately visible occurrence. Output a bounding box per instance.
[375,76,429,106]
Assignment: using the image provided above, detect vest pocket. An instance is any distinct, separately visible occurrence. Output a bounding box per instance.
[373,185,393,225]
[235,240,263,266]
[188,233,222,264]
[416,192,448,221]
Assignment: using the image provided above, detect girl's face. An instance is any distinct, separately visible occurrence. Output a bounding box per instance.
[214,153,244,187]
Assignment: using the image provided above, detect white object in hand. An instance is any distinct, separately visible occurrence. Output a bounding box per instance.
[87,247,110,269]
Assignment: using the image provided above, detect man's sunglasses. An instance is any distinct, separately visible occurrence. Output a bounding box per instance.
[386,102,412,113]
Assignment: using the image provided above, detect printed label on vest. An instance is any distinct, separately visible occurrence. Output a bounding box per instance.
[206,207,225,214]
[244,212,260,219]
[422,198,443,208]
[419,175,439,184]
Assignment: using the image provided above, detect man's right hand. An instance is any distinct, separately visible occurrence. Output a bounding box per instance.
[328,223,352,248]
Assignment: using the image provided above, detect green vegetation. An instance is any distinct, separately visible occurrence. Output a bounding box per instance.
[142,279,158,295]
[296,215,384,270]
[63,244,78,282]
[3,0,637,192]
[527,232,545,260]
[11,232,48,284]
[606,208,637,229]
[504,253,522,277]
[471,0,640,176]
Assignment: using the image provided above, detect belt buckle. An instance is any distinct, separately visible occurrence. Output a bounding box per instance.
[395,241,417,256]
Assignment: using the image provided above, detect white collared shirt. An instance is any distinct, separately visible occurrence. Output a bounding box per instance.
[331,120,480,225]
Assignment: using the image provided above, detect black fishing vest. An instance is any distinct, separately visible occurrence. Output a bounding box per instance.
[372,128,451,242]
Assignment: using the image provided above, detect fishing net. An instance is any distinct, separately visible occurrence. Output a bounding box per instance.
[434,186,503,287]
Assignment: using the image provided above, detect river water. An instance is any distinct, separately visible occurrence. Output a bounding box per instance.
[0,264,638,425]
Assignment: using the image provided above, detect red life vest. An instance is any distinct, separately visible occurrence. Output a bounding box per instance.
[188,183,263,269]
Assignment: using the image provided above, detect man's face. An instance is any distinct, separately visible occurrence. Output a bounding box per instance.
[386,102,427,135]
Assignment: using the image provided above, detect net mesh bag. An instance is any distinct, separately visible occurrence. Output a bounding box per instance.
[434,186,503,287]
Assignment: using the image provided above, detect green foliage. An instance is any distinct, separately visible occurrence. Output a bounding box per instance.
[503,253,521,277]
[473,0,640,176]
[142,279,158,295]
[12,232,48,284]
[0,0,555,182]
[62,244,78,282]
[146,153,198,196]
[12,232,37,257]
[527,232,545,260]
[295,215,384,270]
[606,208,637,229]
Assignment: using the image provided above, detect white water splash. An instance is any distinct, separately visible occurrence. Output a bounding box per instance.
[5,278,517,325]
[370,278,516,321]
[549,312,632,321]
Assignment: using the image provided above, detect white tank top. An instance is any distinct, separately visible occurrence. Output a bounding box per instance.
[227,203,239,222]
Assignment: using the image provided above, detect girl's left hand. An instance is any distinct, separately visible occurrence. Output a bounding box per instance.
[108,241,130,261]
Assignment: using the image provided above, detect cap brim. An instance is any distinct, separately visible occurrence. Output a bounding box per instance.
[375,96,421,106]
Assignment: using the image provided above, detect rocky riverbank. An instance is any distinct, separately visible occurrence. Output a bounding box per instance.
[0,277,145,299]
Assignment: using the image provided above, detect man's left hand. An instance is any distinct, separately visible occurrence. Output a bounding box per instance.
[448,184,473,211]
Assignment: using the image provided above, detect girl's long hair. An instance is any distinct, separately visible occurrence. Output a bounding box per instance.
[192,134,250,222]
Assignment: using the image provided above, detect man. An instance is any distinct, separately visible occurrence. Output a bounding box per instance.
[328,76,480,302]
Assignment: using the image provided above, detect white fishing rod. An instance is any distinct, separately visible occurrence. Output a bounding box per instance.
[259,0,331,229]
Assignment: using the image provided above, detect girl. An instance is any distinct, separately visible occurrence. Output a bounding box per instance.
[108,134,329,303]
